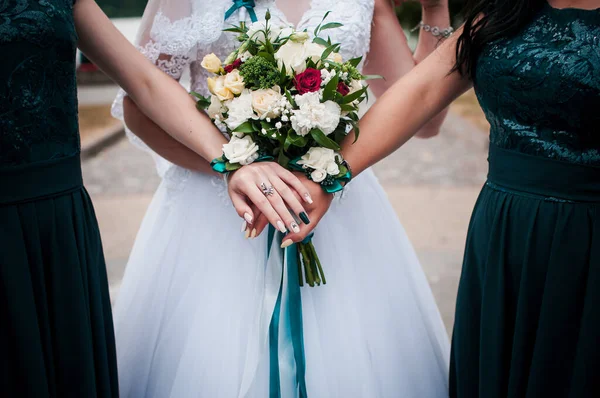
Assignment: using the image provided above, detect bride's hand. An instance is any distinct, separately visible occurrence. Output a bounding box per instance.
[228,162,313,234]
[244,173,334,244]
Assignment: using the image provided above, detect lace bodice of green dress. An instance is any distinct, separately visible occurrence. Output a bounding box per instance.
[0,0,79,167]
[475,3,600,166]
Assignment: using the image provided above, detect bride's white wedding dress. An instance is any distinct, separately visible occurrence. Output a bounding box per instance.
[112,0,450,396]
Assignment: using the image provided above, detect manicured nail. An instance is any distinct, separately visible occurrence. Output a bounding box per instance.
[241,220,248,233]
[290,222,300,233]
[250,228,257,239]
[244,213,253,224]
[276,221,287,233]
[244,229,251,239]
[299,212,310,225]
[281,239,293,249]
[304,193,313,204]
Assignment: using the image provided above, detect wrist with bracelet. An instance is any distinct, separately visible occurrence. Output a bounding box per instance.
[411,21,454,39]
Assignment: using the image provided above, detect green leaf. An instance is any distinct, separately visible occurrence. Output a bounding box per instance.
[320,43,341,61]
[257,51,275,64]
[313,10,332,36]
[347,56,362,68]
[322,73,339,101]
[310,129,341,151]
[312,37,329,47]
[319,22,343,31]
[285,89,297,108]
[341,86,368,104]
[349,120,360,143]
[225,162,242,172]
[233,121,257,133]
[190,92,211,109]
[284,131,309,151]
[277,151,290,167]
[362,74,385,80]
[340,103,357,113]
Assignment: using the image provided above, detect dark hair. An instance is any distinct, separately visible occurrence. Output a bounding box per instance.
[453,0,545,79]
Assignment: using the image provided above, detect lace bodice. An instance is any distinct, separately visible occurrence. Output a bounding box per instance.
[0,0,79,167]
[475,3,600,166]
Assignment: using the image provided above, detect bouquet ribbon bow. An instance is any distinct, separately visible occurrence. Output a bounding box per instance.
[225,0,258,22]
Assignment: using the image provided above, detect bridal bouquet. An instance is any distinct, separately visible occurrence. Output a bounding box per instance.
[194,11,377,287]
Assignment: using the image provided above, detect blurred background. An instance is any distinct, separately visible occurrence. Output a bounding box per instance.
[81,0,489,334]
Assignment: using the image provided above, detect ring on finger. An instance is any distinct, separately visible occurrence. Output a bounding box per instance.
[260,182,275,197]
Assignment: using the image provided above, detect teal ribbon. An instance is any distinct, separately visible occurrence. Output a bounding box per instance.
[224,0,258,22]
[288,157,352,194]
[267,227,308,398]
[210,155,274,174]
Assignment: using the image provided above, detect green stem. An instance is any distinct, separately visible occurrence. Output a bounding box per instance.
[296,246,304,287]
[311,244,327,285]
[300,244,315,287]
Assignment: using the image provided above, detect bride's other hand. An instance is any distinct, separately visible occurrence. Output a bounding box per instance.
[228,163,313,234]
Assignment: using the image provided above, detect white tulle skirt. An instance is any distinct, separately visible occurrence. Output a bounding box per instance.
[112,166,450,398]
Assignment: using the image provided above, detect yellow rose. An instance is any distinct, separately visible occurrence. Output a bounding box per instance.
[328,52,343,64]
[201,53,222,73]
[207,76,234,101]
[251,87,283,119]
[223,70,245,95]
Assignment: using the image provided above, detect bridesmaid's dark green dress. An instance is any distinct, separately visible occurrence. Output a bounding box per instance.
[450,4,600,398]
[0,1,119,396]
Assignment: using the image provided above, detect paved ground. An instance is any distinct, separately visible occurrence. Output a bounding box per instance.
[82,111,489,334]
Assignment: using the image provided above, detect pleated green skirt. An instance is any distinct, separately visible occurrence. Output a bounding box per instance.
[0,155,118,397]
[450,145,600,397]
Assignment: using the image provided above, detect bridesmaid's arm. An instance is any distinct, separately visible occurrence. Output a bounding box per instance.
[365,0,451,138]
[283,30,472,244]
[73,0,225,162]
[122,97,216,175]
[344,30,472,176]
[73,0,312,231]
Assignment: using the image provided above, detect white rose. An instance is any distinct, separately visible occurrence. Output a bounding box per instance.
[247,21,287,43]
[201,53,222,73]
[240,51,253,62]
[207,76,234,101]
[279,27,295,40]
[251,87,283,119]
[275,40,308,76]
[225,90,256,130]
[297,146,337,169]
[304,42,326,63]
[310,169,327,183]
[222,135,260,165]
[291,92,341,136]
[290,31,310,43]
[207,95,226,119]
[326,161,340,175]
[223,70,245,95]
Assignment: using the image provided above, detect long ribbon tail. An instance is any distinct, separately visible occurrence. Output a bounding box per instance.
[268,236,308,397]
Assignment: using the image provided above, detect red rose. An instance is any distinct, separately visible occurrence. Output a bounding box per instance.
[337,82,350,96]
[224,59,242,73]
[294,68,322,94]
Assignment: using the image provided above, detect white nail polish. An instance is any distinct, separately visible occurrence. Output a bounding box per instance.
[244,229,250,239]
[244,213,253,224]
[304,193,313,204]
[290,222,300,233]
[241,221,247,233]
[277,221,287,233]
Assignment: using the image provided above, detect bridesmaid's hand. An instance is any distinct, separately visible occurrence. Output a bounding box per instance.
[244,173,334,245]
[228,162,313,235]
